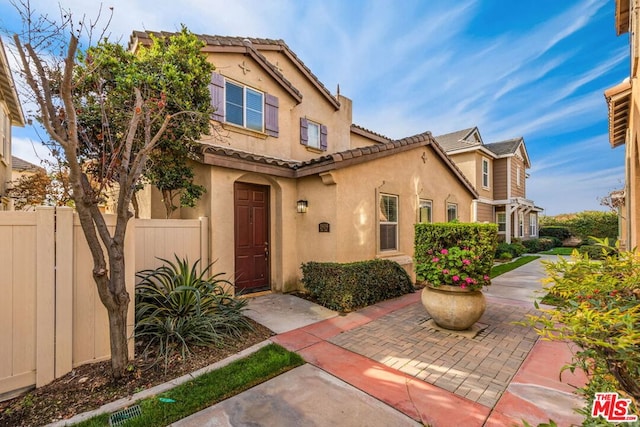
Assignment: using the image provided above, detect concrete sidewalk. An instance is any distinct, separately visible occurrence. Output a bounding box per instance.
[174,255,588,427]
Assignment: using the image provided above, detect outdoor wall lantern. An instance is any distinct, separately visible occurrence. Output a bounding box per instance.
[297,200,308,213]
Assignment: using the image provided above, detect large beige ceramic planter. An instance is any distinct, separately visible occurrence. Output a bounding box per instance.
[421,284,486,330]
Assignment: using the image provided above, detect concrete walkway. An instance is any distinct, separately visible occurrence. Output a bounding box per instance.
[175,255,588,427]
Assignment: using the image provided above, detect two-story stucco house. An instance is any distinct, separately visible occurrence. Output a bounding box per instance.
[0,38,25,210]
[435,127,543,243]
[131,31,478,293]
[604,0,637,250]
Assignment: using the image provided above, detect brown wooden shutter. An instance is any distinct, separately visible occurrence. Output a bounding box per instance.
[210,72,225,121]
[265,94,279,137]
[300,117,308,145]
[320,125,328,151]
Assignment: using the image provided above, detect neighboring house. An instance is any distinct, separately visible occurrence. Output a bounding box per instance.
[11,155,42,181]
[11,155,46,211]
[0,37,26,210]
[435,127,543,243]
[131,32,478,293]
[604,0,636,250]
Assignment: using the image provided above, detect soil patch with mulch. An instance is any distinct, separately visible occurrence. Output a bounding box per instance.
[0,319,274,427]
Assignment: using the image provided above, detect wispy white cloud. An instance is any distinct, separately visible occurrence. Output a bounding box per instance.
[1,0,628,215]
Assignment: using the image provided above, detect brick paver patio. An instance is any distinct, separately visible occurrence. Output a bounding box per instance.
[329,295,540,407]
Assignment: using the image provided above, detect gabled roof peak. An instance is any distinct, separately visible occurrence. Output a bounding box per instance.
[129,31,340,109]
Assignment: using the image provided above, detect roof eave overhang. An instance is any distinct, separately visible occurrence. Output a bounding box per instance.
[446,145,494,158]
[605,80,632,148]
[0,39,25,127]
[199,152,296,178]
[616,0,631,36]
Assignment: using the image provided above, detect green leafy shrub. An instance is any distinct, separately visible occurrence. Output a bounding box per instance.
[523,245,640,417]
[497,252,513,261]
[495,242,527,258]
[301,259,413,312]
[135,256,252,368]
[522,237,557,253]
[415,222,497,288]
[539,226,571,240]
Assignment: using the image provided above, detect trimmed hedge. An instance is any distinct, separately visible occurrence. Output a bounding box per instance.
[415,222,498,284]
[495,242,527,258]
[521,237,558,253]
[301,259,414,312]
[539,226,571,240]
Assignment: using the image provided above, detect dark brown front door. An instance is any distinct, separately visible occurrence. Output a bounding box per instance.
[234,182,270,293]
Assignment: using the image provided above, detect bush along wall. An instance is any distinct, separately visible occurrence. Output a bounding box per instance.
[415,222,498,286]
[539,226,572,241]
[300,259,414,312]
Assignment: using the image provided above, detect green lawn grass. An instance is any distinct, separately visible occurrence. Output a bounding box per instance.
[76,343,304,427]
[490,255,541,278]
[539,247,575,256]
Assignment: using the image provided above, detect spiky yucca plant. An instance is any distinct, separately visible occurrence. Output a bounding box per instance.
[135,256,252,368]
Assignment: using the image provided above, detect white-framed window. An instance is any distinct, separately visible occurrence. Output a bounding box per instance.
[447,203,458,222]
[225,80,264,132]
[519,212,524,236]
[516,166,522,187]
[482,158,490,189]
[497,212,506,232]
[529,213,537,236]
[379,194,398,251]
[307,120,321,149]
[300,117,327,151]
[419,199,432,223]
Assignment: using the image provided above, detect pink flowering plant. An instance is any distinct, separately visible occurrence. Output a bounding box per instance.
[416,246,491,291]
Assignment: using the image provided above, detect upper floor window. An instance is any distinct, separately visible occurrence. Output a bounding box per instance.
[226,81,263,132]
[482,158,490,189]
[300,118,327,151]
[419,199,432,223]
[516,166,522,187]
[447,203,458,222]
[209,73,279,137]
[379,194,398,251]
[497,212,506,232]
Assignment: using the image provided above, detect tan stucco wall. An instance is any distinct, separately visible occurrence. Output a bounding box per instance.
[625,83,640,249]
[298,145,473,265]
[448,151,477,189]
[188,143,474,292]
[0,102,10,203]
[199,52,353,162]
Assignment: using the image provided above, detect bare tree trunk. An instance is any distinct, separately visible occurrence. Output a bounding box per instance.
[106,292,130,378]
[162,188,177,219]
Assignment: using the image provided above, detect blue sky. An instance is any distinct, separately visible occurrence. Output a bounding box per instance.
[0,0,629,215]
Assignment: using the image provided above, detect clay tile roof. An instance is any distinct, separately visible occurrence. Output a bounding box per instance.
[433,127,478,152]
[129,31,339,109]
[350,124,392,143]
